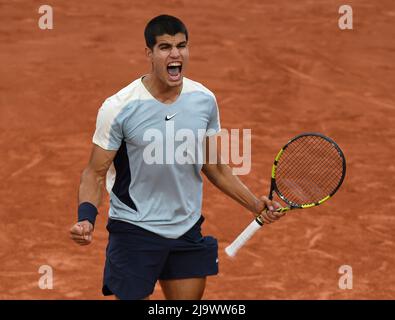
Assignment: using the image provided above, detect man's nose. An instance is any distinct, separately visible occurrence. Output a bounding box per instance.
[169,46,180,58]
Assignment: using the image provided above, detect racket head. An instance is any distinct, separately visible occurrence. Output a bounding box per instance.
[271,132,346,209]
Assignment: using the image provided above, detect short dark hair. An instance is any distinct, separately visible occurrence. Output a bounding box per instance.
[144,15,188,50]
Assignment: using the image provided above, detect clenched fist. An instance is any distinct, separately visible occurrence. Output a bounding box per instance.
[70,220,94,246]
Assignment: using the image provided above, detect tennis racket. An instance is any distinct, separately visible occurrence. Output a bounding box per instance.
[225,132,346,257]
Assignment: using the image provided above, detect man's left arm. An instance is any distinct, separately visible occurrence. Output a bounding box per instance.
[202,136,285,224]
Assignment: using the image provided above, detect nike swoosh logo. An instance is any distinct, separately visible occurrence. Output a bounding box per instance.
[165,112,178,121]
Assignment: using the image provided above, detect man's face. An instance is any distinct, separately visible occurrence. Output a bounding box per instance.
[146,33,189,87]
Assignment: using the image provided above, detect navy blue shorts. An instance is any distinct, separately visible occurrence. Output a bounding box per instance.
[102,216,218,300]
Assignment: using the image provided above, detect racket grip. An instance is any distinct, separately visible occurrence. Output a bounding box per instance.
[225,218,263,257]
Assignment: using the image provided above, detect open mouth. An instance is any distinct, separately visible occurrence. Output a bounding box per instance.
[167,61,182,81]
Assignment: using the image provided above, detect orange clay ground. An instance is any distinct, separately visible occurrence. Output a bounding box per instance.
[1,0,395,299]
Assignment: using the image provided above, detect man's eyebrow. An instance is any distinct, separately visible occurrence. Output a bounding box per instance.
[157,41,187,47]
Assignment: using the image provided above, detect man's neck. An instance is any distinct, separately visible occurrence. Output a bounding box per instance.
[142,74,182,104]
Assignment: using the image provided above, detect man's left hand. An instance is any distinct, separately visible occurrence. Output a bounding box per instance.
[254,196,285,224]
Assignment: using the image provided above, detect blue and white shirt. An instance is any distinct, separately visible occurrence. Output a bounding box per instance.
[93,77,221,238]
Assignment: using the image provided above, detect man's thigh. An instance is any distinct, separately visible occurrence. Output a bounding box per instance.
[159,277,206,300]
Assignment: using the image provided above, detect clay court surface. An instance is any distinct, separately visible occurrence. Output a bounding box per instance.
[1,0,395,299]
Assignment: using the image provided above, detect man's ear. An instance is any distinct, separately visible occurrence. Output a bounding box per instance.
[145,47,153,59]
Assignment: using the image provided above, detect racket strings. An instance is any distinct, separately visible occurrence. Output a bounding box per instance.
[282,141,343,189]
[279,141,342,199]
[275,135,344,205]
[278,162,340,204]
[278,139,343,203]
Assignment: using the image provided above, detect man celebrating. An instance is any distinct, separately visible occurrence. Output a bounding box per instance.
[70,14,285,300]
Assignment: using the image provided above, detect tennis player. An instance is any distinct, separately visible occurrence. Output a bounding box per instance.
[70,14,285,300]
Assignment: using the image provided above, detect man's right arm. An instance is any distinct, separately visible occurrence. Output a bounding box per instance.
[79,144,117,207]
[70,144,117,246]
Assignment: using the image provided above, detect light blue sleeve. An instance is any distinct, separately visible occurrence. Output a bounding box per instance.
[206,96,221,136]
[92,99,123,150]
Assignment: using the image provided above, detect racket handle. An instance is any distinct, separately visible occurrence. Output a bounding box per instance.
[225,218,263,257]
